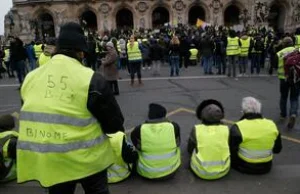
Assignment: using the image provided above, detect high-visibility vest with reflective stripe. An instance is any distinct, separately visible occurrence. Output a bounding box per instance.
[295,35,300,48]
[107,132,131,183]
[190,124,230,180]
[0,131,18,183]
[239,37,251,56]
[38,53,51,67]
[189,49,198,60]
[276,47,295,79]
[4,49,9,62]
[226,37,240,56]
[34,44,43,58]
[127,42,142,61]
[236,119,279,163]
[137,122,181,179]
[17,54,114,187]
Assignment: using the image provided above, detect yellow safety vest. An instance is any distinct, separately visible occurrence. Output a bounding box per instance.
[189,49,198,60]
[137,122,181,179]
[226,37,240,56]
[127,42,142,61]
[236,119,279,163]
[276,47,296,79]
[34,44,43,58]
[107,132,131,183]
[4,49,9,62]
[240,37,251,56]
[38,53,51,67]
[0,131,18,183]
[17,54,114,187]
[190,125,230,180]
[295,35,300,49]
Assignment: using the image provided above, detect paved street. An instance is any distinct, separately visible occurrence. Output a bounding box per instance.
[1,66,300,194]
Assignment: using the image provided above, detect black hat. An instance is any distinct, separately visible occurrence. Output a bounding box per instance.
[148,103,167,120]
[196,99,224,121]
[57,22,88,53]
[0,114,15,132]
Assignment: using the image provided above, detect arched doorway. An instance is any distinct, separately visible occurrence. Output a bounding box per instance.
[116,8,134,29]
[38,13,55,40]
[152,7,170,28]
[268,3,286,31]
[80,10,98,33]
[224,5,240,26]
[188,6,206,25]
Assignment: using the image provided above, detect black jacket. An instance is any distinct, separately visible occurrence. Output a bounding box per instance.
[229,113,282,174]
[131,118,180,151]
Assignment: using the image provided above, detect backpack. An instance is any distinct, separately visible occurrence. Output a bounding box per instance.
[284,50,300,84]
[254,38,264,51]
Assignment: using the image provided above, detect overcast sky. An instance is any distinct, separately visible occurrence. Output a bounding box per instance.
[1,0,12,35]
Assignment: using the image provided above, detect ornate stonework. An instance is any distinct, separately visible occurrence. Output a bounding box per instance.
[6,0,298,41]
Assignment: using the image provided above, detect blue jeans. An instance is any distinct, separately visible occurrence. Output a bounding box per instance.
[251,53,261,74]
[215,55,226,74]
[202,56,212,74]
[239,56,248,74]
[280,79,300,117]
[13,60,26,84]
[170,56,180,76]
[227,55,238,77]
[29,59,36,71]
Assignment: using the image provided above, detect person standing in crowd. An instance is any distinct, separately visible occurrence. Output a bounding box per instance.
[230,97,282,174]
[0,114,18,183]
[3,45,14,78]
[214,33,226,75]
[17,22,125,194]
[249,33,264,75]
[226,30,241,79]
[86,34,97,71]
[200,33,214,75]
[33,41,43,60]
[131,103,181,180]
[149,39,163,76]
[188,99,230,180]
[276,37,299,129]
[127,35,143,86]
[140,39,151,70]
[169,35,181,77]
[239,32,251,76]
[37,39,56,67]
[118,38,128,72]
[293,28,300,49]
[107,131,138,184]
[25,41,36,71]
[101,42,120,96]
[179,35,190,69]
[10,37,27,87]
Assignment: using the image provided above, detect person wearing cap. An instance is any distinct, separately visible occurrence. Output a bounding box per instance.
[127,35,143,86]
[131,103,181,180]
[101,42,119,95]
[229,97,282,174]
[17,22,125,194]
[188,100,230,180]
[37,39,56,67]
[107,131,138,184]
[276,36,298,129]
[0,114,18,183]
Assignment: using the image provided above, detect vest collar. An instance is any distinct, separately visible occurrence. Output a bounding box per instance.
[52,54,83,66]
[146,118,169,124]
[240,113,263,120]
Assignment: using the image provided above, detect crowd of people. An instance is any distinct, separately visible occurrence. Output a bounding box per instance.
[0,21,299,194]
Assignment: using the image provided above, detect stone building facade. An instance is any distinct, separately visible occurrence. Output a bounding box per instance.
[5,0,300,41]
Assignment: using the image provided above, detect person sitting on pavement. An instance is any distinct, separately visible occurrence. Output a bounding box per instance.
[107,131,138,184]
[0,114,18,183]
[131,103,181,180]
[188,99,230,180]
[230,97,282,174]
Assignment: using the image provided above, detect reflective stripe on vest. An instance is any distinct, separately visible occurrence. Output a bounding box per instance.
[107,164,130,178]
[190,124,230,180]
[20,111,97,127]
[18,134,107,153]
[140,150,177,160]
[127,42,142,61]
[236,119,278,163]
[189,49,198,60]
[276,47,296,79]
[226,37,240,56]
[138,159,179,173]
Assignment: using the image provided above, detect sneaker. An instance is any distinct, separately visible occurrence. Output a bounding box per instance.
[287,115,296,129]
[148,66,151,70]
[142,67,145,70]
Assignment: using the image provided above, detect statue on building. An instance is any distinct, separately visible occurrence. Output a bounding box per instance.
[210,0,223,25]
[254,1,269,23]
[292,0,300,23]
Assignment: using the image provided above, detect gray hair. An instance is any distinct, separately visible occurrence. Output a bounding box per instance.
[242,97,262,114]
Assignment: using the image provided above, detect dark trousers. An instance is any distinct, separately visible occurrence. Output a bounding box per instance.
[129,61,142,81]
[108,80,119,95]
[5,61,14,77]
[280,79,300,117]
[251,53,261,74]
[48,170,109,194]
[142,59,151,68]
[13,60,26,84]
[119,58,128,70]
[216,55,226,74]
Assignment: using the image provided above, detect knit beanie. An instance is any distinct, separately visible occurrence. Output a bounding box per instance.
[56,22,88,53]
[148,103,167,120]
[196,99,224,122]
